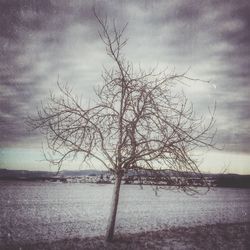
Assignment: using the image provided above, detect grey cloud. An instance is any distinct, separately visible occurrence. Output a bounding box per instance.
[0,0,55,145]
[216,130,250,153]
[0,0,106,146]
[0,0,250,155]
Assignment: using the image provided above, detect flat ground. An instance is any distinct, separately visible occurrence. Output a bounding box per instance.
[4,222,250,250]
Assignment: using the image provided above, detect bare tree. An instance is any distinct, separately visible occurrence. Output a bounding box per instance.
[28,15,216,242]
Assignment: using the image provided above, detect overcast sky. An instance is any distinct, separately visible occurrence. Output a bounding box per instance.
[0,0,250,174]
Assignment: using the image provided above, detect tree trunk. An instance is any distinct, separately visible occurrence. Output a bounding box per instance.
[105,174,122,242]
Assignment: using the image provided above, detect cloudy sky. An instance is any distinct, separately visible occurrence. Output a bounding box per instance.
[0,0,250,174]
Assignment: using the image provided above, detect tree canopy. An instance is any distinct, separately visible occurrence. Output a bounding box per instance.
[28,14,216,241]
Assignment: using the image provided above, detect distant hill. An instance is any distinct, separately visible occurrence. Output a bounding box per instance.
[0,169,53,179]
[60,169,109,177]
[0,168,106,180]
[215,174,250,188]
[0,168,250,188]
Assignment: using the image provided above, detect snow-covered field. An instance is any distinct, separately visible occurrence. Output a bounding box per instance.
[0,181,249,246]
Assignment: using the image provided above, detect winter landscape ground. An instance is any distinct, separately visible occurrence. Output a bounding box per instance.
[0,181,250,249]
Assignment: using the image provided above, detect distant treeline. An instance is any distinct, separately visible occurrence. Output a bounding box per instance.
[215,174,250,188]
[0,169,250,188]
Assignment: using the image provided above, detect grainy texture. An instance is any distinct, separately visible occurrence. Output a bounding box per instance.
[4,222,250,250]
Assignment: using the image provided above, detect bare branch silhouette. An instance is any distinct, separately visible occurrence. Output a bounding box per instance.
[27,14,216,242]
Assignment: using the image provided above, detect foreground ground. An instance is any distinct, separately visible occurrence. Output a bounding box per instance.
[4,222,250,250]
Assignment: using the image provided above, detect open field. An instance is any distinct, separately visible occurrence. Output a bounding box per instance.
[4,222,250,250]
[1,181,250,249]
